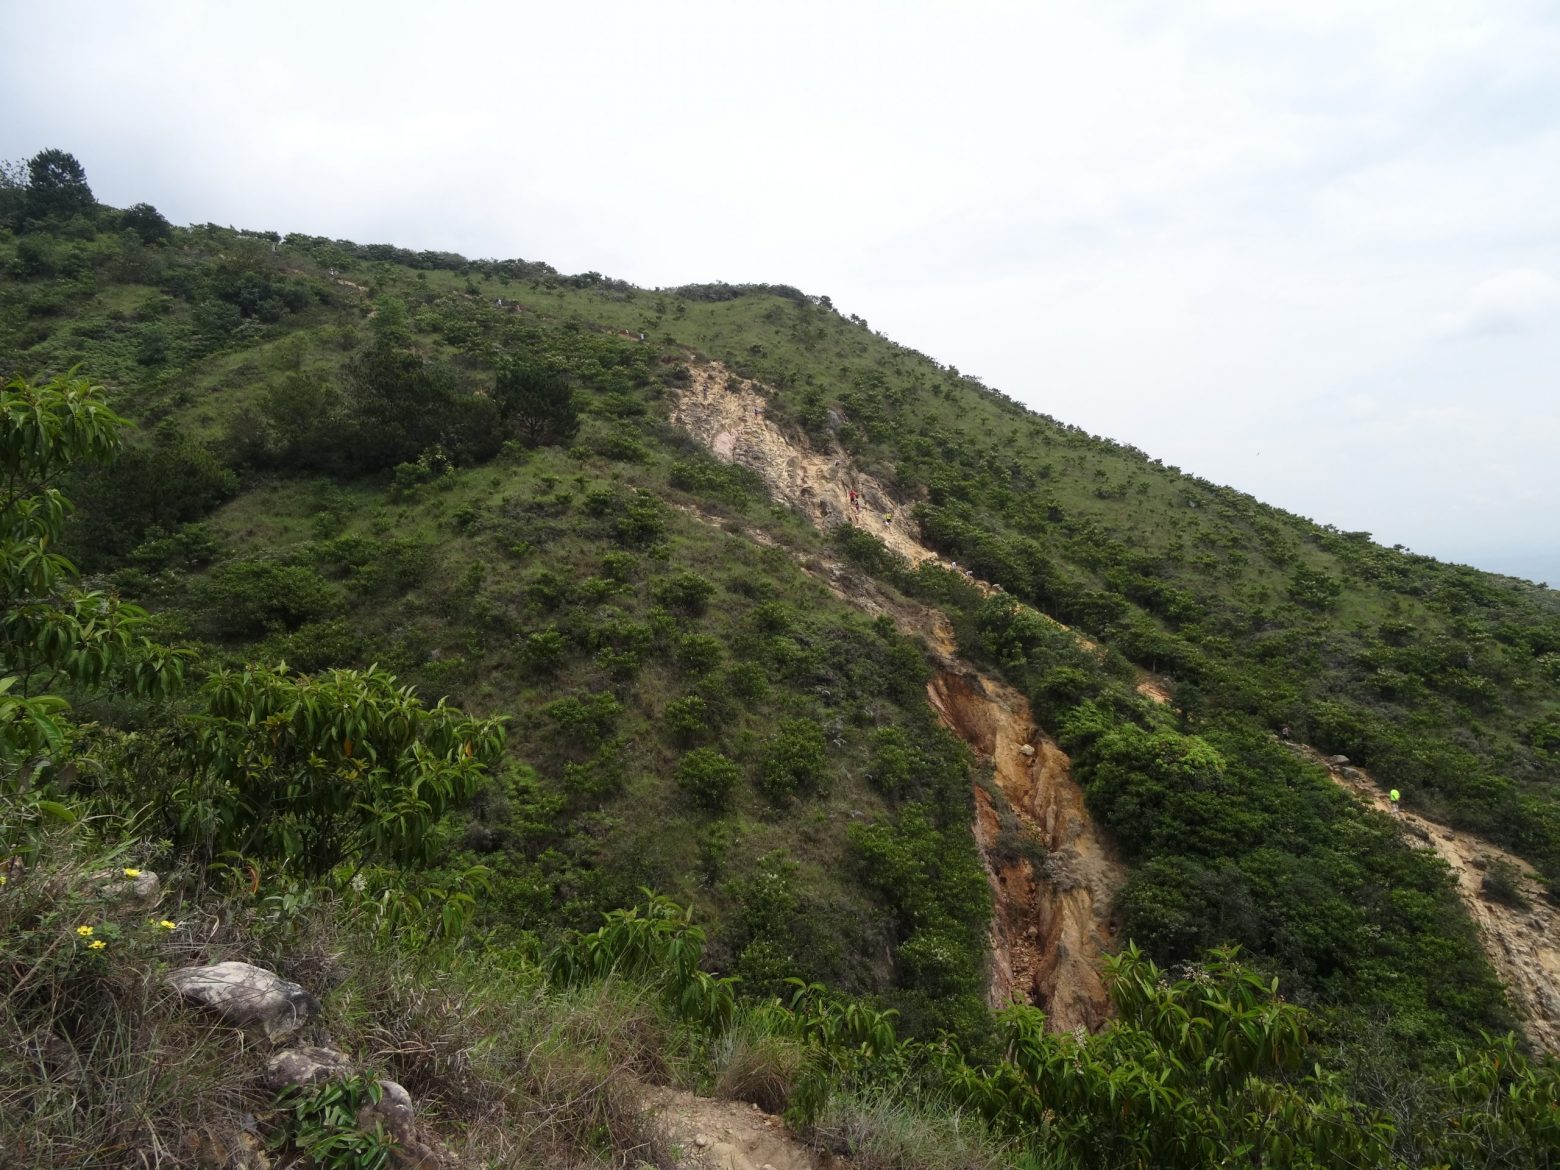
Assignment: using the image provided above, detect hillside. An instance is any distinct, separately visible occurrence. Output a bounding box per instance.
[2,155,1558,1168]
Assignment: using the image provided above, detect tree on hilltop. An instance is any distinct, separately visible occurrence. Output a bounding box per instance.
[25,148,95,220]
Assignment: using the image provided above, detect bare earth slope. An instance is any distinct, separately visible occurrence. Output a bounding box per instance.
[1303,747,1560,1055]
[671,362,1124,1030]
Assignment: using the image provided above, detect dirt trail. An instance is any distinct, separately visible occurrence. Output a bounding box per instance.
[1298,746,1560,1055]
[671,363,1124,1030]
[643,1086,843,1170]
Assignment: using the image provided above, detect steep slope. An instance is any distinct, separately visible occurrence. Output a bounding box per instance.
[671,360,1125,1030]
[1310,747,1560,1054]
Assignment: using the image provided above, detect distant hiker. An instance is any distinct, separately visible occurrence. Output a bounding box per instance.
[849,489,857,505]
[882,512,892,527]
[1389,789,1401,815]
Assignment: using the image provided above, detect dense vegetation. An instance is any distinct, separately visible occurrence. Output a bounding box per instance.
[2,150,1556,1167]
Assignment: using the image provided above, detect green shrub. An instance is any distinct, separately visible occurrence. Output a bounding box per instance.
[652,571,715,615]
[599,551,638,582]
[663,696,711,745]
[726,661,769,700]
[675,747,742,810]
[758,718,829,801]
[521,627,568,675]
[197,558,344,638]
[674,633,723,675]
[543,691,623,749]
[272,1075,398,1170]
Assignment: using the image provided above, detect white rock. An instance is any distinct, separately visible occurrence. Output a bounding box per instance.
[264,1045,352,1091]
[165,962,320,1041]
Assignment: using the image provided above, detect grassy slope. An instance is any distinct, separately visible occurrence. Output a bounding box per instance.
[2,217,1554,1062]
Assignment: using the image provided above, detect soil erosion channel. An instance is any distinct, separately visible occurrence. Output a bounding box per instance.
[672,363,1125,1030]
[1305,747,1560,1055]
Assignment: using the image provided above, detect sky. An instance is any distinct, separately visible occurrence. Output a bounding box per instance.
[4,1,1557,585]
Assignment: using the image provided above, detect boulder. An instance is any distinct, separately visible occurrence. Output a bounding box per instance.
[88,867,161,904]
[264,1045,353,1092]
[1325,755,1350,766]
[166,962,320,1041]
[357,1079,453,1169]
[1018,744,1037,758]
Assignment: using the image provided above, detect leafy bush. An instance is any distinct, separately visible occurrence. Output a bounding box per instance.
[543,691,623,750]
[676,747,743,811]
[674,633,723,675]
[520,627,568,675]
[758,718,829,801]
[652,571,715,615]
[272,1076,397,1170]
[196,558,344,638]
[662,695,711,745]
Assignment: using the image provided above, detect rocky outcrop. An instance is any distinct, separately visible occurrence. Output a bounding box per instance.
[167,967,457,1167]
[165,962,321,1042]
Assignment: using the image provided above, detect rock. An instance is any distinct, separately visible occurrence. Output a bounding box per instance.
[165,962,320,1041]
[263,1045,352,1092]
[182,1126,270,1170]
[694,1133,711,1148]
[357,1079,453,1169]
[1340,766,1363,780]
[89,867,161,904]
[1325,755,1350,766]
[1018,744,1037,758]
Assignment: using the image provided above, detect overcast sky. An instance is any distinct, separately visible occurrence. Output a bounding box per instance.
[4,1,1557,585]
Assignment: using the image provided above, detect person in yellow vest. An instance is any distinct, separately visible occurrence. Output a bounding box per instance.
[1389,788,1401,815]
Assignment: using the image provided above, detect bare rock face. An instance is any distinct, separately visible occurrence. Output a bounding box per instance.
[357,1079,454,1169]
[264,1045,353,1092]
[165,962,320,1041]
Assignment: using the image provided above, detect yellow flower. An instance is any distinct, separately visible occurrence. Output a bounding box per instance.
[157,920,177,931]
[76,925,94,937]
[122,868,141,878]
[88,939,106,950]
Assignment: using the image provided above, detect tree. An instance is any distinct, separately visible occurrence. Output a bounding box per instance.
[0,158,26,225]
[495,363,579,447]
[119,201,172,244]
[0,373,189,847]
[25,148,94,220]
[155,663,505,876]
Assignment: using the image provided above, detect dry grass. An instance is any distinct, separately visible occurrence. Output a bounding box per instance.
[810,1089,1025,1170]
[708,1016,810,1115]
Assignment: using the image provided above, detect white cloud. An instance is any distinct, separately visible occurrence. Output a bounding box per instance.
[1,0,1558,582]
[1437,268,1560,337]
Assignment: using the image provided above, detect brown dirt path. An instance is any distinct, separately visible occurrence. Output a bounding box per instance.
[643,1086,844,1170]
[1297,746,1560,1055]
[670,363,1124,1031]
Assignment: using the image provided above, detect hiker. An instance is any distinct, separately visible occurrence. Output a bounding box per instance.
[1389,789,1401,816]
[882,512,892,527]
[849,489,857,507]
